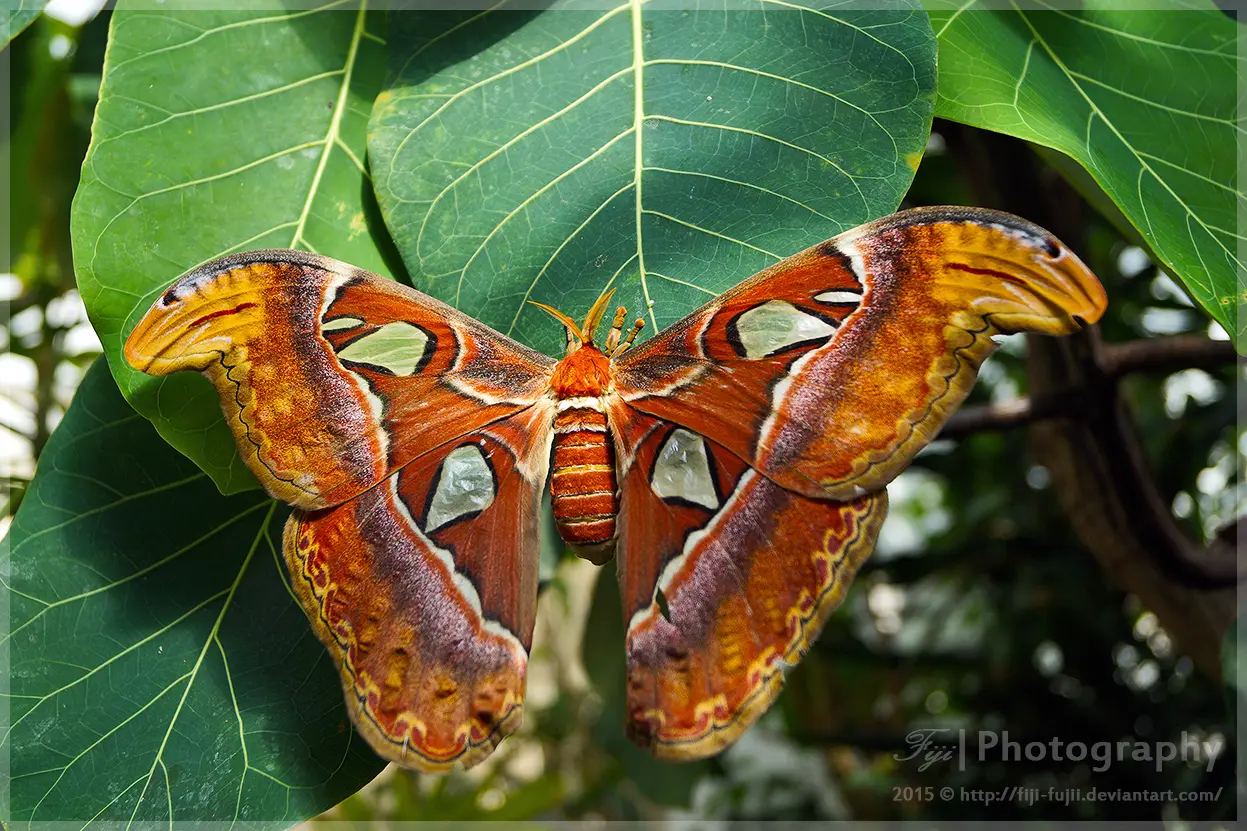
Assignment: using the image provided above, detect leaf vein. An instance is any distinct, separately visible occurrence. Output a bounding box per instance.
[95,69,347,146]
[289,1,369,250]
[642,209,782,259]
[506,182,635,336]
[415,66,633,257]
[382,3,631,196]
[3,500,272,648]
[644,115,873,214]
[650,271,719,296]
[107,1,354,73]
[122,502,276,829]
[1014,4,1242,294]
[448,129,636,305]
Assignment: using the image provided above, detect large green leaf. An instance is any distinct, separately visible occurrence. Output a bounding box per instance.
[72,1,390,493]
[369,0,936,358]
[928,0,1242,348]
[2,360,385,824]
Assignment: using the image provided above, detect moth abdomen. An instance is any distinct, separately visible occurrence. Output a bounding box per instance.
[550,402,619,559]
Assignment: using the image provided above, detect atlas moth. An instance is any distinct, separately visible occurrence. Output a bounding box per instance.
[125,206,1106,771]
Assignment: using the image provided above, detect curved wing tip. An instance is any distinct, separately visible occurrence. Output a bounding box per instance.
[1083,279,1110,325]
[1053,245,1108,321]
[1072,309,1102,329]
[123,296,169,373]
[122,336,150,372]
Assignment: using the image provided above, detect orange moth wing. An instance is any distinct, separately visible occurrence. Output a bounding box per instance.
[607,408,887,758]
[125,251,557,772]
[124,249,554,511]
[285,405,553,771]
[604,206,1105,758]
[613,206,1107,501]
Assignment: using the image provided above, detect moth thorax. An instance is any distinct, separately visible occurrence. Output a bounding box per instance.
[550,397,619,565]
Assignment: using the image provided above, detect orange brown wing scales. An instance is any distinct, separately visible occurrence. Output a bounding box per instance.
[124,249,555,510]
[613,206,1108,501]
[284,405,553,772]
[610,411,887,758]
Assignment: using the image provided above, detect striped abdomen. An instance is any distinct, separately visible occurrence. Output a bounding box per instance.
[551,400,619,554]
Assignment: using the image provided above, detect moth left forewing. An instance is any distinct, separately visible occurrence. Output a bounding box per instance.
[614,206,1107,501]
[124,249,555,510]
[610,406,887,760]
[284,403,553,772]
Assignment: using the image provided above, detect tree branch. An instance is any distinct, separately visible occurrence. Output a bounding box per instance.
[1102,333,1241,376]
[940,392,1081,440]
[940,334,1241,439]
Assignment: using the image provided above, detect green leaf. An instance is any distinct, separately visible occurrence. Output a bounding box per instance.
[2,360,385,824]
[2,0,46,47]
[369,1,936,358]
[71,1,390,493]
[928,0,1242,348]
[1030,143,1151,250]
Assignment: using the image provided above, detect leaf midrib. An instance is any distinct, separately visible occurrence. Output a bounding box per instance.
[397,1,906,335]
[629,0,656,332]
[289,0,369,251]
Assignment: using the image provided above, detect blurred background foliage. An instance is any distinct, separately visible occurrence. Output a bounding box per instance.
[2,1,1242,824]
[2,4,104,516]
